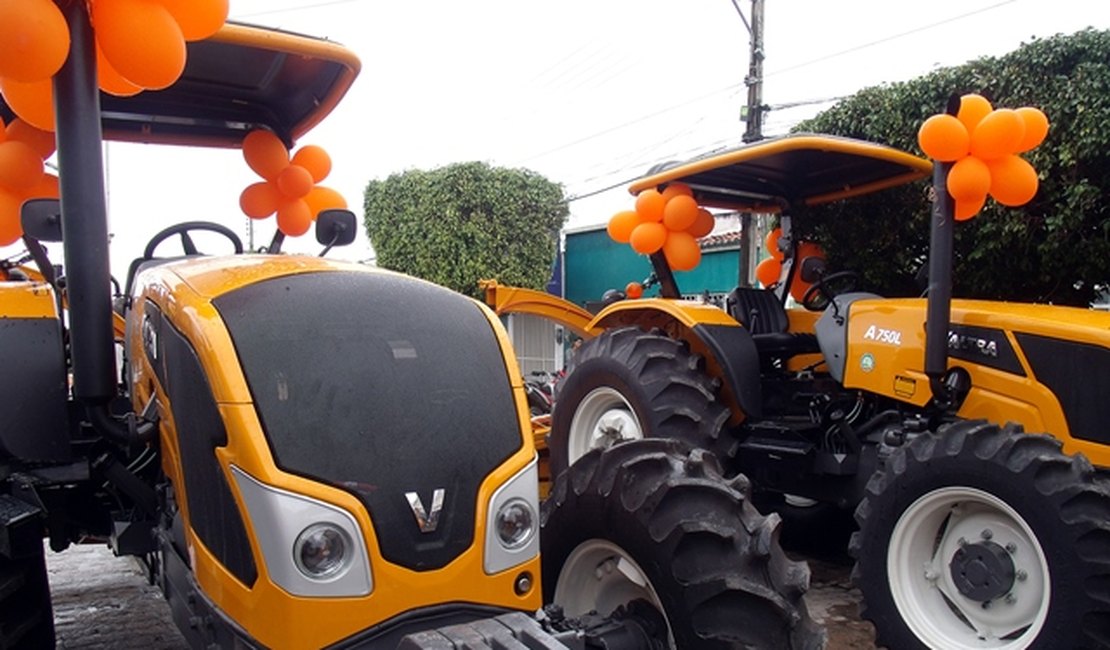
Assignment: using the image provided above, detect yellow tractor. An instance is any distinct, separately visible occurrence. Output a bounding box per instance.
[0,7,822,649]
[487,133,1110,648]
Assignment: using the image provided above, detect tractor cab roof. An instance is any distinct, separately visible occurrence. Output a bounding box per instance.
[1,22,360,149]
[629,134,932,213]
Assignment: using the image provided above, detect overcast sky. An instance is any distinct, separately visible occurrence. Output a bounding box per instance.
[4,0,1108,278]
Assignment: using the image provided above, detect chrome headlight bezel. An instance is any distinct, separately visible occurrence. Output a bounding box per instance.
[231,465,372,597]
[484,457,540,575]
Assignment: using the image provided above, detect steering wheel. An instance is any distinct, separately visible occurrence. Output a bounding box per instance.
[142,221,243,260]
[124,222,244,300]
[800,270,860,311]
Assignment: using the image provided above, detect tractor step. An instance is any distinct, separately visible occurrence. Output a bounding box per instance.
[0,494,45,559]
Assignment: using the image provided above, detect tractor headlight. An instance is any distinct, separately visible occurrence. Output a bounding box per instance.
[294,523,352,579]
[484,458,540,575]
[231,466,372,597]
[495,498,536,550]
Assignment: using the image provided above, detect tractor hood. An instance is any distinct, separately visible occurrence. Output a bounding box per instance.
[1,21,360,148]
[629,134,932,210]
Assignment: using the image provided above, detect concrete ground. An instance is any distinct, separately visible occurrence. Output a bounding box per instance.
[47,544,877,649]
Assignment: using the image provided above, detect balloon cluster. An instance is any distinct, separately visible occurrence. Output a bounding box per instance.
[0,0,228,131]
[239,130,347,237]
[607,183,715,271]
[0,119,58,245]
[754,227,825,301]
[917,94,1048,220]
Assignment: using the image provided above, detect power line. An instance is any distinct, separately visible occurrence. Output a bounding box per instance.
[764,0,1018,79]
[231,0,361,19]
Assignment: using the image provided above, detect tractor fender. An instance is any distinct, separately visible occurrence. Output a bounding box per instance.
[589,299,762,420]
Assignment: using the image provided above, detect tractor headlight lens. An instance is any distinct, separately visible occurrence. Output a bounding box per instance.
[495,498,535,550]
[294,523,351,579]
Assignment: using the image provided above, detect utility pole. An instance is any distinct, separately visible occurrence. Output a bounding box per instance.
[734,0,765,286]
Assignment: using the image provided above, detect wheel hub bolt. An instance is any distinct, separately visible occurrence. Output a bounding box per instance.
[982,600,992,610]
[957,537,968,547]
[924,569,938,582]
[981,529,993,540]
[1005,542,1017,554]
[1016,569,1028,582]
[595,559,616,579]
[1005,593,1017,605]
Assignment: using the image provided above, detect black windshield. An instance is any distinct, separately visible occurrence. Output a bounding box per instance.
[214,270,522,570]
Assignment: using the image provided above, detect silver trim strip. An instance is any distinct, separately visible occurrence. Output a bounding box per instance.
[230,465,373,597]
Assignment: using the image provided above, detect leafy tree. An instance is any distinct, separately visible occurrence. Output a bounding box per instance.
[364,162,568,298]
[793,28,1110,306]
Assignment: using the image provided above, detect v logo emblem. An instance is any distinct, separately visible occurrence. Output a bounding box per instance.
[405,488,445,533]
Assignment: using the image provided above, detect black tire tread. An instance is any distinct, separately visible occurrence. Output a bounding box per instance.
[0,550,55,649]
[850,419,1110,649]
[543,439,825,649]
[551,327,733,475]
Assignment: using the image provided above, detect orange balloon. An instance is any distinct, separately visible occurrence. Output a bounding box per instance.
[1014,107,1048,153]
[26,171,58,199]
[291,145,332,183]
[796,241,825,262]
[242,129,289,180]
[240,181,281,219]
[94,0,186,90]
[917,114,969,162]
[987,155,1039,207]
[304,185,347,218]
[0,141,44,192]
[764,227,783,260]
[970,109,1024,160]
[954,194,986,221]
[277,165,314,199]
[687,208,714,238]
[607,209,639,244]
[277,199,312,236]
[755,257,781,287]
[957,94,993,134]
[6,119,54,159]
[1,77,54,131]
[629,222,667,254]
[662,195,699,232]
[946,156,991,201]
[158,0,228,41]
[0,188,22,245]
[660,182,693,203]
[0,0,70,82]
[625,282,644,299]
[634,189,665,223]
[662,231,701,271]
[96,44,143,97]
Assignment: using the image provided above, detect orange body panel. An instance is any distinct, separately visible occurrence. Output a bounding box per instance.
[129,256,542,649]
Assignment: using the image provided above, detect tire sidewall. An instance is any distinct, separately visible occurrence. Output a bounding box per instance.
[859,446,1084,649]
[549,354,655,473]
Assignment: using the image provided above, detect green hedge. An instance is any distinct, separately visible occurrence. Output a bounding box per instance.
[794,28,1110,306]
[364,162,567,298]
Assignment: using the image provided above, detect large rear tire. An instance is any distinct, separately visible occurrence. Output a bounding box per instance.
[0,549,55,649]
[852,420,1110,649]
[550,327,732,476]
[542,439,826,649]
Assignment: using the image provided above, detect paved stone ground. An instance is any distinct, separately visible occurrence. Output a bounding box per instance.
[47,544,877,649]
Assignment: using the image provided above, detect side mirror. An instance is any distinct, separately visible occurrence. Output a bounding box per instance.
[799,256,828,283]
[315,209,357,256]
[21,199,63,242]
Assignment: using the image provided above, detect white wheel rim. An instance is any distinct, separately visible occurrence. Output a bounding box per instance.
[553,539,673,647]
[567,387,643,466]
[888,486,1051,649]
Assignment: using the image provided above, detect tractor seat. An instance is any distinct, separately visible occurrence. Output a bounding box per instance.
[725,287,819,358]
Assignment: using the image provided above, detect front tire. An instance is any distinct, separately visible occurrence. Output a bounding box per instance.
[852,420,1110,649]
[0,548,55,648]
[550,327,731,476]
[542,439,825,649]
